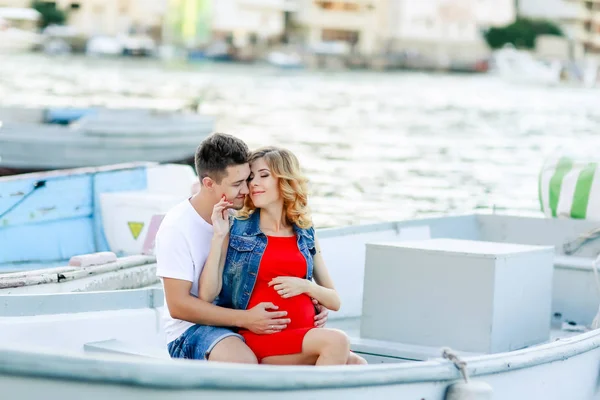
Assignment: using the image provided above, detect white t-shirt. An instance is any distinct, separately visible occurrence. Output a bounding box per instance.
[155,199,214,344]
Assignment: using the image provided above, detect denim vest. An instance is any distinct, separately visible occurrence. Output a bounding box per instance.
[217,210,316,311]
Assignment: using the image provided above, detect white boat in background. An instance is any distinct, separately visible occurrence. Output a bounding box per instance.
[2,210,600,398]
[0,107,214,175]
[493,46,599,88]
[0,7,42,53]
[266,51,304,69]
[493,47,563,86]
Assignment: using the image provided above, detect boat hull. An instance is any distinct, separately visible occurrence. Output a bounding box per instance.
[0,289,599,399]
[2,210,600,398]
[0,107,214,175]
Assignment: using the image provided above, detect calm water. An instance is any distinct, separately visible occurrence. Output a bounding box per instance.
[1,53,598,228]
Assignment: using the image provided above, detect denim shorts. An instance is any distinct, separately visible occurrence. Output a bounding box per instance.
[167,324,245,360]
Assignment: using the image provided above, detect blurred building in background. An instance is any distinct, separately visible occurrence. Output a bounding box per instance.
[212,0,296,46]
[383,0,515,69]
[288,0,515,69]
[294,0,381,56]
[1,0,166,36]
[519,0,600,56]
[0,0,523,68]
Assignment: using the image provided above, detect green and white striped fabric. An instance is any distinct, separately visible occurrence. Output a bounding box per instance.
[539,156,599,220]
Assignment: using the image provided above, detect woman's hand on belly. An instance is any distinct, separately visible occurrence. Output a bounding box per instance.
[268,277,309,299]
[277,294,316,329]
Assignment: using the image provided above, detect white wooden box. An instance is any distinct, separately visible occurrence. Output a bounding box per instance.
[360,238,554,353]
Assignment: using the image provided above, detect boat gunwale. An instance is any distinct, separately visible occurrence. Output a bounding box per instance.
[0,287,599,390]
[0,161,157,183]
[316,213,477,239]
[0,256,156,289]
[0,328,597,390]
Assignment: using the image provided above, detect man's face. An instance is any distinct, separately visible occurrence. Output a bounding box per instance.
[213,164,251,210]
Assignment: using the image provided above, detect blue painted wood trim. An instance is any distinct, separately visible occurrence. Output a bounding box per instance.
[0,175,92,228]
[0,218,95,266]
[0,165,148,266]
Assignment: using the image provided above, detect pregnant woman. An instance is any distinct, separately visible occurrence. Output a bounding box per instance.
[199,146,366,366]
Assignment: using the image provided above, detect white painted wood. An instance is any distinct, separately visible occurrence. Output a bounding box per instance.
[0,256,158,294]
[0,283,599,399]
[553,257,600,325]
[100,192,184,256]
[361,239,555,353]
[145,164,197,198]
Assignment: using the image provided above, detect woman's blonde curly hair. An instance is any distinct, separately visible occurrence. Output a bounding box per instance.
[237,146,312,229]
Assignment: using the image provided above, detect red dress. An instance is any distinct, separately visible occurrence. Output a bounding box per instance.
[239,235,316,361]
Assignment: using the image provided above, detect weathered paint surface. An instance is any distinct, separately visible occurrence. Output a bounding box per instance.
[0,218,96,266]
[0,255,158,294]
[0,174,91,227]
[0,165,147,269]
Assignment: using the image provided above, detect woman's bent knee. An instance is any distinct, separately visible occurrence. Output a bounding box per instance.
[347,352,368,365]
[208,336,258,364]
[304,328,350,354]
[323,329,350,351]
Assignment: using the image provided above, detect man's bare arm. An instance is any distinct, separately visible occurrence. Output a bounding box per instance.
[163,278,290,334]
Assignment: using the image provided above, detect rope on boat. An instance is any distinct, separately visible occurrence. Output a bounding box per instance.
[442,348,494,400]
[592,253,600,330]
[563,227,600,255]
[560,227,600,330]
[442,348,469,383]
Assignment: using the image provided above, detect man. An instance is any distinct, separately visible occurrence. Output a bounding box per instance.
[155,132,329,363]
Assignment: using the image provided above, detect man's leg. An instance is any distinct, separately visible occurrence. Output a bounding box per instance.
[168,325,256,362]
[208,336,257,364]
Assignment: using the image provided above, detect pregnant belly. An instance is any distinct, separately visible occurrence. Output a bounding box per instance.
[247,285,316,330]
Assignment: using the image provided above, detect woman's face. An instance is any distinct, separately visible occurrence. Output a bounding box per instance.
[248,157,280,208]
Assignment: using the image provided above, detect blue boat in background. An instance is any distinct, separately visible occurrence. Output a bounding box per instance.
[0,162,197,272]
[0,106,214,176]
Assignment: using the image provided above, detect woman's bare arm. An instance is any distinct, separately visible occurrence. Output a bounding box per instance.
[198,198,231,302]
[305,236,341,311]
[198,234,229,302]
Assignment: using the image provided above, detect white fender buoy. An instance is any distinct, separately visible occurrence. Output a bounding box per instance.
[442,348,493,400]
[69,251,117,267]
[445,381,493,400]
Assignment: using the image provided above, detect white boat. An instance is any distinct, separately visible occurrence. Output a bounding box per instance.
[0,8,42,53]
[493,47,563,86]
[0,107,214,175]
[266,51,304,69]
[1,211,600,399]
[493,46,599,88]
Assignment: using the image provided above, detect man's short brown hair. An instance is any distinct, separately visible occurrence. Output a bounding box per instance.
[195,133,249,184]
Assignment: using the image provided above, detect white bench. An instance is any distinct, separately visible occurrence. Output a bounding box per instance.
[361,238,555,354]
[84,339,170,359]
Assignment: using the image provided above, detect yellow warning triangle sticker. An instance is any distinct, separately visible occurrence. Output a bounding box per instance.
[128,222,145,240]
